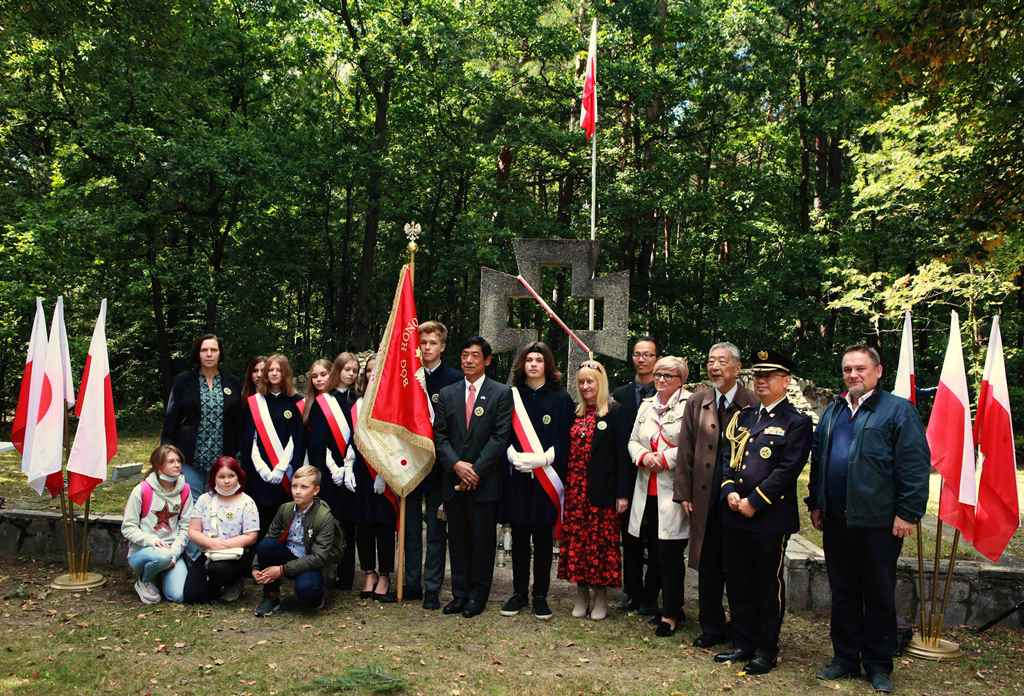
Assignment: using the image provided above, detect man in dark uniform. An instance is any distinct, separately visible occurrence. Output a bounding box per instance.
[407,320,463,610]
[713,349,812,675]
[611,335,659,613]
[434,336,513,618]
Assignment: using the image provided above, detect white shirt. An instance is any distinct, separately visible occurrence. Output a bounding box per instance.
[464,374,485,404]
[758,396,787,417]
[845,389,874,417]
[714,383,739,408]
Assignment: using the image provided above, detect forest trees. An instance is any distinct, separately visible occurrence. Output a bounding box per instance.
[1,0,1020,424]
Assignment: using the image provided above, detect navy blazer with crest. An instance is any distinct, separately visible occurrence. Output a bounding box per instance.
[433,375,513,503]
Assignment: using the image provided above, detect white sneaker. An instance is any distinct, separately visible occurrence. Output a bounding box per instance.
[135,578,162,604]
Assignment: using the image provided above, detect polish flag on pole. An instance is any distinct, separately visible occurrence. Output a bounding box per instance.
[926,310,976,539]
[893,310,916,404]
[579,19,597,140]
[12,299,48,475]
[67,300,117,505]
[26,297,76,496]
[971,316,1018,561]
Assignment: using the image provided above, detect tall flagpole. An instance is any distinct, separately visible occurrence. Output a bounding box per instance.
[587,17,597,335]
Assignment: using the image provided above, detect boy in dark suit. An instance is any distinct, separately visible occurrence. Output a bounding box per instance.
[433,336,513,617]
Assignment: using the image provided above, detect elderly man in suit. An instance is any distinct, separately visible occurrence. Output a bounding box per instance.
[611,335,659,613]
[674,342,758,648]
[434,336,513,618]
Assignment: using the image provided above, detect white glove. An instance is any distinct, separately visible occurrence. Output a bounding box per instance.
[326,450,345,486]
[373,476,386,495]
[251,438,274,482]
[343,445,356,469]
[543,446,555,467]
[342,465,357,492]
[268,465,286,485]
[506,445,522,466]
[514,449,552,472]
[268,439,293,484]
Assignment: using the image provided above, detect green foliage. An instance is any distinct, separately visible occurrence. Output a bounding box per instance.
[0,0,1020,428]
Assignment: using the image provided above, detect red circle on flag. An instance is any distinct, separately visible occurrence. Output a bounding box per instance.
[401,459,408,467]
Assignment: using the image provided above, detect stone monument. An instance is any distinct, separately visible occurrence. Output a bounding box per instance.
[479,239,629,398]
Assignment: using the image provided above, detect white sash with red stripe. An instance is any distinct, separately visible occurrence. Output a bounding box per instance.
[316,393,352,458]
[352,398,400,523]
[248,393,292,492]
[511,387,565,538]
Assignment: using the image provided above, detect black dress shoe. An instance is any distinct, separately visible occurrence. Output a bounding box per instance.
[359,590,374,599]
[422,592,441,610]
[816,660,860,680]
[743,656,776,675]
[654,620,677,637]
[693,633,729,649]
[374,591,397,603]
[713,648,755,663]
[461,601,484,618]
[442,599,466,615]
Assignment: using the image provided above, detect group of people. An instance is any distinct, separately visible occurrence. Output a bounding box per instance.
[122,324,931,693]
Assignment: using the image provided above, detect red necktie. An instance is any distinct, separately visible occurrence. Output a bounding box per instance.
[465,383,476,428]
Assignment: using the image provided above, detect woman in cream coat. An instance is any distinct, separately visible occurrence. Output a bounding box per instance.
[627,355,692,637]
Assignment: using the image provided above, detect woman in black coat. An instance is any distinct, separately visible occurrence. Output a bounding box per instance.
[161,334,244,494]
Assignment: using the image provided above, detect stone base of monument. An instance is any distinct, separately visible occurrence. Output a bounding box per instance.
[51,571,107,591]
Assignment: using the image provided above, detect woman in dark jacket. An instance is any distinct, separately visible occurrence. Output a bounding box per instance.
[557,360,630,621]
[161,334,244,493]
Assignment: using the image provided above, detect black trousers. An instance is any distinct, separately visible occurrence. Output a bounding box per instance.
[697,502,729,637]
[823,515,903,675]
[510,525,553,599]
[724,527,789,660]
[182,554,248,603]
[337,520,356,589]
[403,484,448,594]
[356,522,395,574]
[445,496,497,605]
[639,495,686,620]
[621,514,644,599]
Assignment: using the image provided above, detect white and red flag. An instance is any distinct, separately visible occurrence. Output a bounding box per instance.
[12,299,48,475]
[67,300,118,505]
[579,19,597,140]
[26,297,76,496]
[926,310,976,539]
[972,316,1018,561]
[893,310,916,404]
[354,263,435,498]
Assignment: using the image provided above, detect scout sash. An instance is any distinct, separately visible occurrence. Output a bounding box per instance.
[316,392,352,459]
[511,387,565,539]
[248,393,293,492]
[353,398,400,523]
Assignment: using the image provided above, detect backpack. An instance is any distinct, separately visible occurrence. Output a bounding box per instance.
[139,480,191,518]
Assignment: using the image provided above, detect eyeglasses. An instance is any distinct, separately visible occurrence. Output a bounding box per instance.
[653,372,680,381]
[633,352,657,359]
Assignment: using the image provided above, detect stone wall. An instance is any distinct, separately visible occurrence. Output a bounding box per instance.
[0,508,128,567]
[786,533,1024,630]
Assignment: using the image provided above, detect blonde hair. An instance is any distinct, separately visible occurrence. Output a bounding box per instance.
[575,360,610,417]
[328,352,360,391]
[654,355,689,383]
[259,354,296,396]
[303,358,333,423]
[292,464,321,485]
[146,444,184,478]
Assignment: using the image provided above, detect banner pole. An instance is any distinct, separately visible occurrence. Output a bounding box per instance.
[396,495,406,602]
[588,117,597,332]
[915,522,928,640]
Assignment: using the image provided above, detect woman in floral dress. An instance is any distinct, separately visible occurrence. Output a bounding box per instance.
[558,360,630,620]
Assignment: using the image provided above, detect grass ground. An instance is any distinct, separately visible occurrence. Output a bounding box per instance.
[1,558,1023,696]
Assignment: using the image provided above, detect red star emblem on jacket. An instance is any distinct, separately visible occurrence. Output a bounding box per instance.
[153,506,176,533]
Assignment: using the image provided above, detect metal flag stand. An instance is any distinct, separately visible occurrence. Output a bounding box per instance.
[907,488,960,660]
[51,404,106,591]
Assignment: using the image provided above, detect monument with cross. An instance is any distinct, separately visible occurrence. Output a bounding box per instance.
[478,239,630,397]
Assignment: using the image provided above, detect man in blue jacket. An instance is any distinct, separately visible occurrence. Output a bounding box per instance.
[807,345,930,694]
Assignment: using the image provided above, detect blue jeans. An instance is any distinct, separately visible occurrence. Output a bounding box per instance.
[127,547,187,602]
[254,537,324,608]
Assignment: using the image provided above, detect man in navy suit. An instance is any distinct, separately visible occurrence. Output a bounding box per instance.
[434,336,513,617]
[406,320,463,609]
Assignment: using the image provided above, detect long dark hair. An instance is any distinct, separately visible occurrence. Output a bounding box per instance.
[242,355,266,400]
[512,341,561,387]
